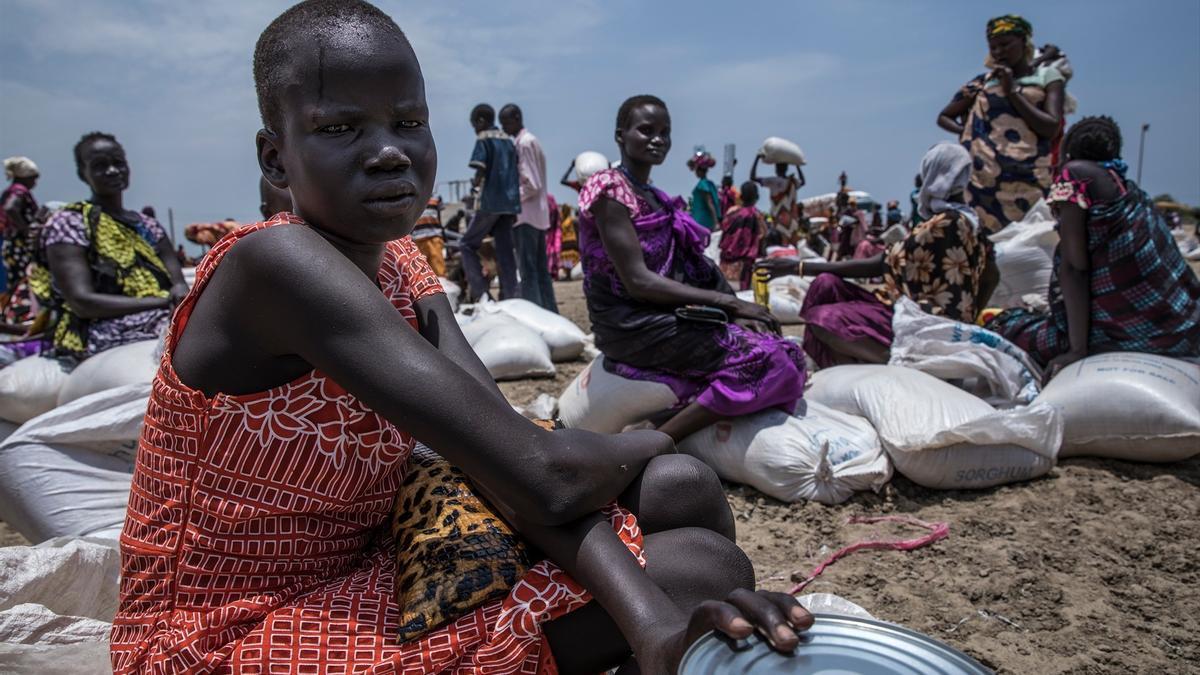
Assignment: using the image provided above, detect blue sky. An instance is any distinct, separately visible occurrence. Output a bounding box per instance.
[3,0,1198,253]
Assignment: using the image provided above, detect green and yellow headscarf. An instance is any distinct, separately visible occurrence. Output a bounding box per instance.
[986,14,1032,39]
[984,14,1035,69]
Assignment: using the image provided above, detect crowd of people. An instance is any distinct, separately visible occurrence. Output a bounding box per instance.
[1,2,1198,673]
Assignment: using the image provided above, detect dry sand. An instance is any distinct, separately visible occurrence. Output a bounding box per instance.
[3,278,1197,673]
[506,281,1200,674]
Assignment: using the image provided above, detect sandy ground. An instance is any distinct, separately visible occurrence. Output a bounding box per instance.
[4,279,1198,673]
[505,281,1200,674]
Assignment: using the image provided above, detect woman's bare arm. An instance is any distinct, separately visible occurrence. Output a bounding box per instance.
[413,293,503,397]
[1007,79,1064,139]
[560,159,578,189]
[2,195,32,234]
[46,244,170,319]
[756,253,886,280]
[222,225,669,526]
[1047,199,1091,378]
[594,197,727,308]
[937,94,972,136]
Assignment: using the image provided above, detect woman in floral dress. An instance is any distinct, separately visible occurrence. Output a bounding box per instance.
[937,14,1066,235]
[760,143,988,368]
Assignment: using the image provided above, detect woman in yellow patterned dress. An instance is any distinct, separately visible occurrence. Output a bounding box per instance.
[33,132,188,361]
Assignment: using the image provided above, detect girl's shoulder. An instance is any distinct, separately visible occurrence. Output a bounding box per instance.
[42,204,88,247]
[580,169,638,217]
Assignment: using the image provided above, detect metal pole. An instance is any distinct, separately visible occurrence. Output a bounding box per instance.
[168,207,176,243]
[1137,123,1149,185]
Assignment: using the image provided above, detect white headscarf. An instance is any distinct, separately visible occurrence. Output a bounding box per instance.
[917,142,978,230]
[3,157,39,181]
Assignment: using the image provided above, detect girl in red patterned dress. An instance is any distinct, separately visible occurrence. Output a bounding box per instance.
[110,2,810,673]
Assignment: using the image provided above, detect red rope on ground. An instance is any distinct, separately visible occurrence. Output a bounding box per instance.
[788,515,950,595]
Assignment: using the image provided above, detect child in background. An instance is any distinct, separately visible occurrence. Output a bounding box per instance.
[853,205,887,260]
[109,1,809,673]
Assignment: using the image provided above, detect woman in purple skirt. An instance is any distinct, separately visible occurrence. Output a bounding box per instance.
[578,95,806,441]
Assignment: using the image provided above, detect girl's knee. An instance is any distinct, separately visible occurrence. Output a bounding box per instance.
[637,455,735,540]
[645,454,722,498]
[649,527,755,597]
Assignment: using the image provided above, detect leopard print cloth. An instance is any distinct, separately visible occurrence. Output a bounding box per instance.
[391,444,534,642]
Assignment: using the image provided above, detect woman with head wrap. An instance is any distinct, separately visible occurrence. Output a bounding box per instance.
[1,156,46,325]
[758,143,990,368]
[687,150,721,230]
[987,117,1200,378]
[937,14,1066,235]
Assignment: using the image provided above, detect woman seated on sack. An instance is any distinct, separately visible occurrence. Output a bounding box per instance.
[111,4,810,673]
[32,132,187,362]
[987,116,1200,378]
[578,95,806,442]
[759,142,992,368]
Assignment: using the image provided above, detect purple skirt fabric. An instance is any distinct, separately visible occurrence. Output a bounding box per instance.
[799,273,894,369]
[606,322,806,418]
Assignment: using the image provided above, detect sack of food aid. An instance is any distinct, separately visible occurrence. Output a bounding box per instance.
[574,151,610,182]
[679,401,891,505]
[0,536,122,674]
[56,340,160,406]
[988,199,1059,309]
[459,314,556,381]
[477,299,587,362]
[808,365,1062,489]
[1035,353,1200,462]
[888,297,1042,406]
[0,356,71,424]
[735,275,811,325]
[758,137,807,166]
[438,277,462,312]
[558,356,678,434]
[0,383,148,542]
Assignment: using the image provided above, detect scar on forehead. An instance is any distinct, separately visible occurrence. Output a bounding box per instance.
[317,41,326,102]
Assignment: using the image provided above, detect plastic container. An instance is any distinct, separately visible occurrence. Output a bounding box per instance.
[679,614,991,674]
